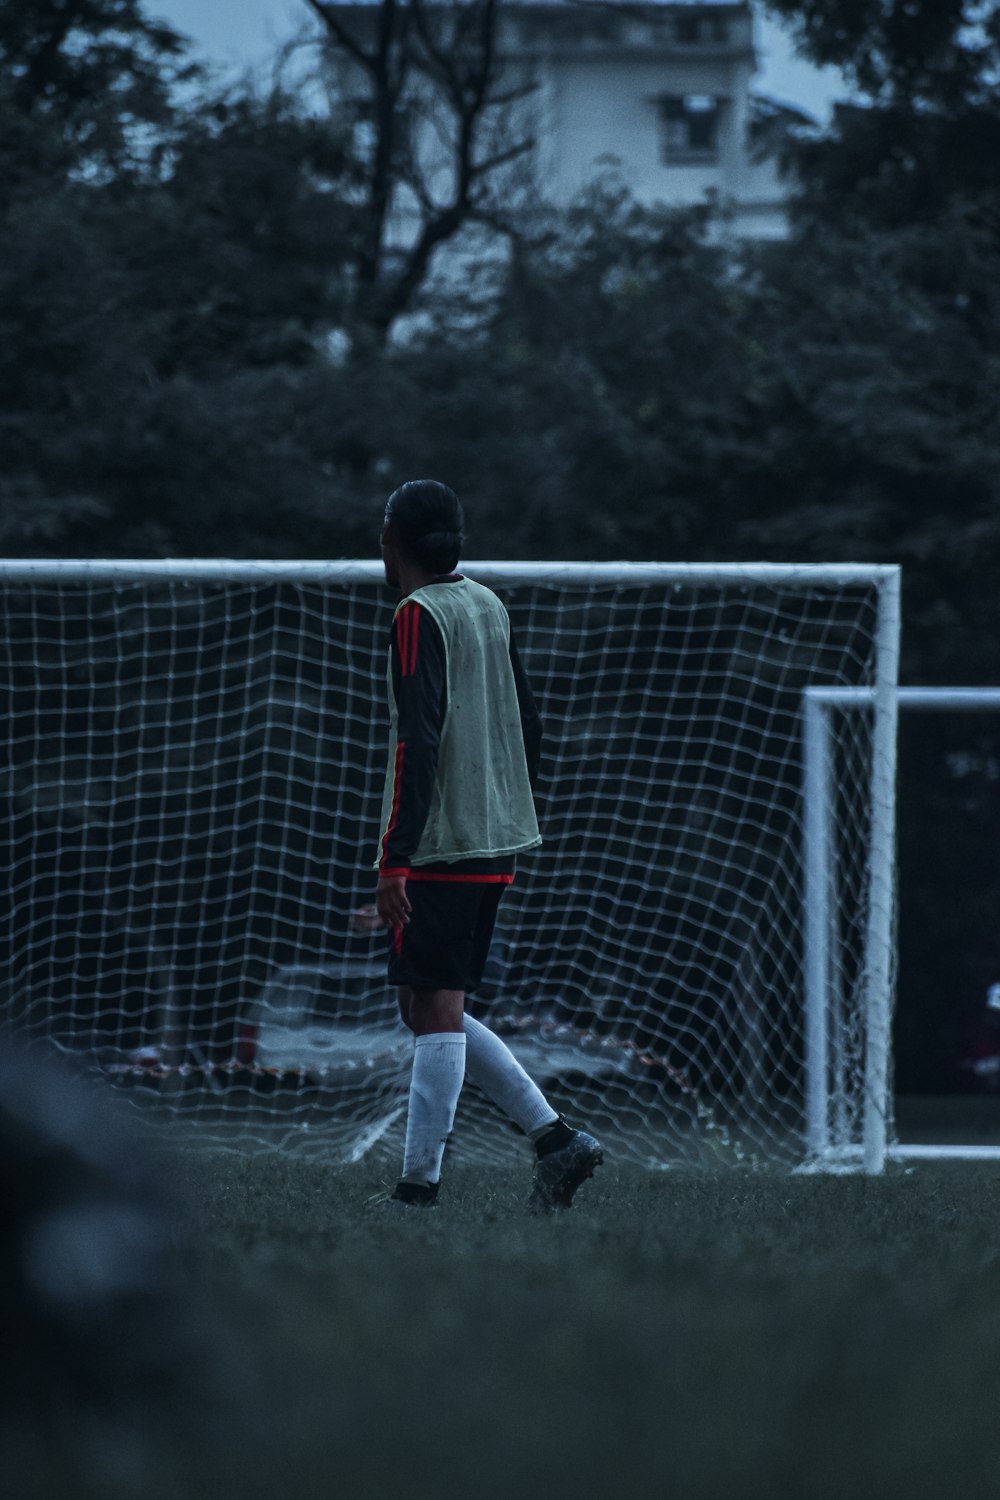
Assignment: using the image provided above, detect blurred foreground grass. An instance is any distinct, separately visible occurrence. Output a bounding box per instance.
[14,1151,1000,1500]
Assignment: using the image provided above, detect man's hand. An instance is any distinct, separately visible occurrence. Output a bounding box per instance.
[376,874,411,932]
[349,903,383,935]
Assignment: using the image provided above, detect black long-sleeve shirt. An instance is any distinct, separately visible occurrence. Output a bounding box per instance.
[378,580,542,877]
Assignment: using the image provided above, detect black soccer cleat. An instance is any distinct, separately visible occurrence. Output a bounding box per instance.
[527,1125,603,1213]
[366,1179,441,1210]
[390,1179,440,1208]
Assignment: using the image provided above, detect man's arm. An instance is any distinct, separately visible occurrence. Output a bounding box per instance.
[377,600,446,878]
[509,632,543,789]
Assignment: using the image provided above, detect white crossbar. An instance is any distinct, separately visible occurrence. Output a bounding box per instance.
[0,559,899,587]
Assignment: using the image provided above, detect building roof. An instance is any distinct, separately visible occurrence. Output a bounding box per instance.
[497,1,741,5]
[319,1,742,8]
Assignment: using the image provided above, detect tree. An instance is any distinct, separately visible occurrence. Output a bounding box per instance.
[748,9,1000,676]
[0,0,188,551]
[0,0,192,194]
[762,0,997,103]
[0,105,350,556]
[375,189,755,561]
[758,3,1000,1093]
[0,1,375,557]
[762,1,1000,226]
[301,0,535,348]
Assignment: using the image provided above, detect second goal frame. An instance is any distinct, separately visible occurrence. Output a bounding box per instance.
[804,683,1000,1171]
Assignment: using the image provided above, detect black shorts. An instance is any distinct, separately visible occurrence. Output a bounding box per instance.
[387,878,508,993]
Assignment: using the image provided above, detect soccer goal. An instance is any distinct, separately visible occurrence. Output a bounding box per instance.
[0,559,900,1170]
[805,685,1000,1167]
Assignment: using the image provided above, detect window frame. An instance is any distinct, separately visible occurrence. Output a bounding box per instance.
[655,93,725,166]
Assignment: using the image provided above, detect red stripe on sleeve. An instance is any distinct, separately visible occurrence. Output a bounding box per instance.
[396,601,420,678]
[405,603,420,677]
[396,606,409,676]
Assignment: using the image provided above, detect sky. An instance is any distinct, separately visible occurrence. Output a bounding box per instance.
[153,0,851,123]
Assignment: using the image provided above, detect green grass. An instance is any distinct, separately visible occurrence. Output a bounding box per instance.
[15,1151,1000,1500]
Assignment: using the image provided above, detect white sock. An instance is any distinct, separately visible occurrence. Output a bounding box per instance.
[401,1032,466,1185]
[463,1013,558,1137]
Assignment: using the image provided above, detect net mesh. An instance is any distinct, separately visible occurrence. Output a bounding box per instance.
[0,564,893,1167]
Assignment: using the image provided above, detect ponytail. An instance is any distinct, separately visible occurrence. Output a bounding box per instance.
[385,480,465,574]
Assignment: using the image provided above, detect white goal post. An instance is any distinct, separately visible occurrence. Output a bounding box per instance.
[0,558,901,1170]
[804,685,1000,1168]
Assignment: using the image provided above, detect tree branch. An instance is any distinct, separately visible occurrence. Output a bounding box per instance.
[468,135,534,182]
[309,0,532,344]
[302,0,376,73]
[487,79,541,111]
[374,201,466,334]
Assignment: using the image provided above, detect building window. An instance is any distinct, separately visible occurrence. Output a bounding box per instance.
[674,15,730,45]
[657,95,723,164]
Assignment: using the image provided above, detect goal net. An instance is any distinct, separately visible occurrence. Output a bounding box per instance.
[0,560,899,1170]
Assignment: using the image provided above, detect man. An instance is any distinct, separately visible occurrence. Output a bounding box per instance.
[372,479,602,1210]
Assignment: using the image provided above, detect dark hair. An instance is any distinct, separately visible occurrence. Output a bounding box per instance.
[384,480,464,575]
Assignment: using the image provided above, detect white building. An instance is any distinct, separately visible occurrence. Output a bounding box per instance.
[496,0,789,238]
[320,0,792,273]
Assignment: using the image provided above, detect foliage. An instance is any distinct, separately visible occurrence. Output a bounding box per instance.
[324,180,1000,674]
[0,3,372,557]
[762,0,999,104]
[0,0,191,192]
[762,1,1000,226]
[6,0,998,599]
[756,2,1000,1064]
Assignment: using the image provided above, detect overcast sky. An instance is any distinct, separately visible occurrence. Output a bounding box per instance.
[154,0,849,122]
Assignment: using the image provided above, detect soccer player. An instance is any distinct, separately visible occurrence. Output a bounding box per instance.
[372,479,602,1210]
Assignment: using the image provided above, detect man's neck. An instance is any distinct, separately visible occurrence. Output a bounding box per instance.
[398,564,458,597]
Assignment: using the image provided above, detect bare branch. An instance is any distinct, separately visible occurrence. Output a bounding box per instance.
[409,0,461,95]
[302,0,376,73]
[397,165,437,217]
[309,0,534,345]
[465,202,528,242]
[409,0,497,116]
[377,203,467,332]
[466,0,499,120]
[383,0,417,99]
[487,80,541,111]
[468,136,535,182]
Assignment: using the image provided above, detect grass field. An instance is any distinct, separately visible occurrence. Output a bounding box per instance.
[13,1148,1000,1500]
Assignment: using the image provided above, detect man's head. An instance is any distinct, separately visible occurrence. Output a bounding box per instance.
[381,480,465,588]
